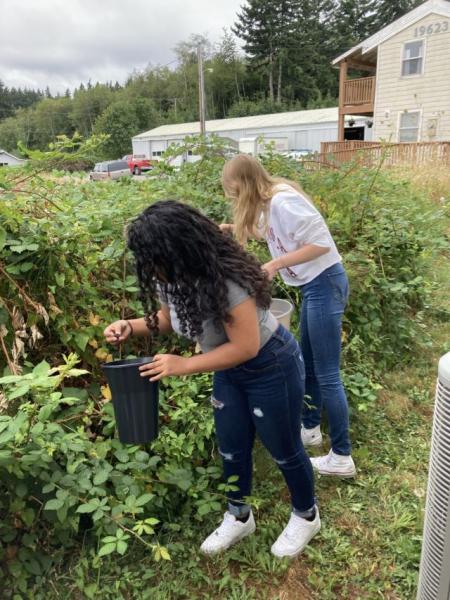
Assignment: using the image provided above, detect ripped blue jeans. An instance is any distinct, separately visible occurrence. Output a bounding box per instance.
[212,325,315,517]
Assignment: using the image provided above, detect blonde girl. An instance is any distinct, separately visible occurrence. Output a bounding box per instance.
[221,154,356,477]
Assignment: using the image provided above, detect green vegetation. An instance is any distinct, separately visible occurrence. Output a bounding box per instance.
[0,138,449,598]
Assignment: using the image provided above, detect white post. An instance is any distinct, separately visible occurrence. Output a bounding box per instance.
[197,45,206,136]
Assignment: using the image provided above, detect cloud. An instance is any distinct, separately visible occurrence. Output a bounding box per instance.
[0,0,243,92]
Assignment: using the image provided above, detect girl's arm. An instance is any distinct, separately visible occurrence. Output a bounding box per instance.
[128,304,173,336]
[219,223,235,233]
[263,245,330,280]
[104,304,173,345]
[139,298,260,381]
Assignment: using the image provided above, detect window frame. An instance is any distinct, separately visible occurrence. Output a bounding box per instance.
[397,109,422,142]
[401,38,425,77]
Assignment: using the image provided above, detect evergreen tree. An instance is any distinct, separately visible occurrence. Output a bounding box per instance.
[285,0,338,103]
[233,0,300,102]
[374,0,422,30]
[331,0,378,53]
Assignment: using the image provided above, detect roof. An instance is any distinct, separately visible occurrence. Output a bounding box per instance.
[333,0,450,64]
[0,149,25,161]
[133,107,362,140]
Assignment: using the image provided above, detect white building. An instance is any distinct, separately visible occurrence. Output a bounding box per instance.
[132,107,372,162]
[0,149,26,167]
[333,0,450,142]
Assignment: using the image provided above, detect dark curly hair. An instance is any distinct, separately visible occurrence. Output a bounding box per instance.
[126,200,271,339]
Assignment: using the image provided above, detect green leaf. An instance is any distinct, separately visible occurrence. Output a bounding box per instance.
[198,503,211,516]
[116,540,128,555]
[0,226,6,251]
[98,542,116,557]
[16,482,28,498]
[44,498,64,511]
[38,404,54,422]
[8,385,30,400]
[93,469,110,485]
[0,430,14,445]
[24,558,42,576]
[55,272,65,286]
[135,493,153,507]
[0,375,22,384]
[76,502,98,514]
[160,547,171,561]
[114,448,130,463]
[74,332,90,352]
[101,536,117,543]
[32,360,51,377]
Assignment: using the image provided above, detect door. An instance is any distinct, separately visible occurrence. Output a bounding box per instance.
[344,126,365,141]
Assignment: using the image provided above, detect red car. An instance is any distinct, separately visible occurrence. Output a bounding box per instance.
[122,154,153,175]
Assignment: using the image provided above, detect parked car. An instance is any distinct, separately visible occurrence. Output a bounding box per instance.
[282,149,313,160]
[89,160,131,181]
[122,154,153,175]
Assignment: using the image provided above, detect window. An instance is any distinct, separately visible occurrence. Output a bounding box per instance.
[152,151,163,157]
[402,41,424,76]
[398,111,421,142]
[108,161,128,172]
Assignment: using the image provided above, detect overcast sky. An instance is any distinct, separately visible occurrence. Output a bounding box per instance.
[1,0,244,94]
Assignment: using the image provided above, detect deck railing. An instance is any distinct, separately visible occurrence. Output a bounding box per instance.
[343,76,376,106]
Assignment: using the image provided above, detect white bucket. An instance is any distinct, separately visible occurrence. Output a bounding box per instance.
[270,298,295,330]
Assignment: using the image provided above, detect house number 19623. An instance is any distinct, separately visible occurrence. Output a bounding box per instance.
[415,21,449,36]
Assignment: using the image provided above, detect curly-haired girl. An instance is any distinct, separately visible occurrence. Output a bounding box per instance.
[104,200,320,558]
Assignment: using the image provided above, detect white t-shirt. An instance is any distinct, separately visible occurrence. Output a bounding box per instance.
[265,184,341,286]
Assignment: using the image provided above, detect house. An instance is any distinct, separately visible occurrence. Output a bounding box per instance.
[333,0,450,142]
[132,107,371,163]
[0,149,26,167]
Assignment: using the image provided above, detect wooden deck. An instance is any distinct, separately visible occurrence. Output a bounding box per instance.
[343,76,376,113]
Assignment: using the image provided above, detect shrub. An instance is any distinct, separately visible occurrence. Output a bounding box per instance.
[0,137,446,590]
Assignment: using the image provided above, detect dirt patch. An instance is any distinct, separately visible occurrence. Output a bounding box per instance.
[269,561,315,600]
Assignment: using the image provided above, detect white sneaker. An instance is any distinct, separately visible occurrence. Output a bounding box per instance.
[310,449,356,477]
[301,425,323,447]
[200,511,256,555]
[271,509,321,558]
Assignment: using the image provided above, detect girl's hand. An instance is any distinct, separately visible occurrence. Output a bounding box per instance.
[262,259,282,281]
[104,320,132,345]
[139,354,189,382]
[219,223,235,234]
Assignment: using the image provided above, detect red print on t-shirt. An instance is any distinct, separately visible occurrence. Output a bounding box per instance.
[275,236,297,279]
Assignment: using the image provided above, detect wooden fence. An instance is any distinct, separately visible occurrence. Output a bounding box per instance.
[315,140,450,168]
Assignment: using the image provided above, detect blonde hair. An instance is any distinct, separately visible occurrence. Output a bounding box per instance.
[221,154,304,244]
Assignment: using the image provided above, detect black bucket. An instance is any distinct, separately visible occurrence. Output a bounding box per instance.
[102,357,159,445]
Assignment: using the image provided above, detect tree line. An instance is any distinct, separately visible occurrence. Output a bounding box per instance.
[0,0,420,159]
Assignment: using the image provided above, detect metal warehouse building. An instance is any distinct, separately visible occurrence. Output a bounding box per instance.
[132,107,372,161]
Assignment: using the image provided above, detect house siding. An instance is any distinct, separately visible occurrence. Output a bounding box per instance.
[373,12,450,142]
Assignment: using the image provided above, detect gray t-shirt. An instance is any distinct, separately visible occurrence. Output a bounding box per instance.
[158,280,278,353]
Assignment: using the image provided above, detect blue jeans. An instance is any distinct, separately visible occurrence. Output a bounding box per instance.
[300,262,351,455]
[212,325,315,516]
